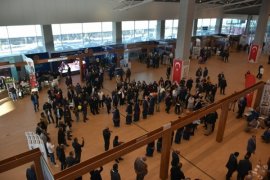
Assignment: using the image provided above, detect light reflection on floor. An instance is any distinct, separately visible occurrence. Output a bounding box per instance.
[0,97,15,117]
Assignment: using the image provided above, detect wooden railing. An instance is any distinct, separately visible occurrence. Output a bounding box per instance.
[0,148,43,180]
[0,81,265,180]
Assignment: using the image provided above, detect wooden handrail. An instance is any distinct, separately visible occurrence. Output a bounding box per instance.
[0,148,41,173]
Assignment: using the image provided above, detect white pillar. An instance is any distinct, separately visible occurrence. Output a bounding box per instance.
[175,0,195,60]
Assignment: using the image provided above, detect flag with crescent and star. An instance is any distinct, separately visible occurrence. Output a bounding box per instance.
[248,44,259,63]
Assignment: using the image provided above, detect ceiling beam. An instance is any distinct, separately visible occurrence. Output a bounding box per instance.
[224,3,261,12]
[114,0,153,11]
[206,0,256,9]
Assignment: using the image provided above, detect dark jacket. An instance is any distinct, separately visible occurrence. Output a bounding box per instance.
[237,159,252,177]
[110,169,121,180]
[247,138,256,154]
[226,154,238,171]
[170,165,185,180]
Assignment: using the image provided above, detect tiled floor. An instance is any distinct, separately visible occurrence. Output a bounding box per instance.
[0,51,269,180]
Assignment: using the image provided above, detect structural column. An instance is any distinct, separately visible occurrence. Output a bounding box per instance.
[215,18,223,34]
[159,20,165,40]
[175,0,195,59]
[192,19,198,36]
[253,0,270,46]
[156,20,164,40]
[113,22,122,44]
[42,25,55,52]
[245,15,253,35]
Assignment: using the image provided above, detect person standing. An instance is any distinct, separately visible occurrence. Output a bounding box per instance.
[104,95,112,114]
[256,65,264,79]
[43,102,55,124]
[126,102,133,125]
[166,66,171,79]
[237,97,247,119]
[203,67,208,78]
[90,166,103,180]
[103,127,111,151]
[246,135,256,156]
[56,144,66,171]
[170,162,185,180]
[142,97,148,119]
[225,152,239,180]
[72,137,84,163]
[133,101,140,122]
[165,94,172,113]
[46,138,58,167]
[125,68,131,83]
[112,107,120,127]
[110,163,121,180]
[54,105,63,128]
[134,157,148,180]
[66,151,76,168]
[26,164,37,180]
[30,92,39,112]
[219,77,227,95]
[237,154,252,180]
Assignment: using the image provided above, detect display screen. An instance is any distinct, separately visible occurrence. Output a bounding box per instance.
[58,60,85,73]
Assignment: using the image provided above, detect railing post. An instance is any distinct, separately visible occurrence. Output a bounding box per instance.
[34,157,44,180]
[159,123,172,180]
[216,103,229,143]
[253,84,264,109]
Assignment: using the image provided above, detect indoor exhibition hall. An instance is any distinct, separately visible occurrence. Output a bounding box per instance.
[0,0,270,180]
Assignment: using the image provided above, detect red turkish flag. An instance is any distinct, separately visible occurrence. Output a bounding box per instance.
[172,59,183,83]
[248,44,259,63]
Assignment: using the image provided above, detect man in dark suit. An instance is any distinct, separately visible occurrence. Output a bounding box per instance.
[103,127,111,151]
[237,154,252,180]
[72,137,84,163]
[246,135,256,156]
[225,152,239,180]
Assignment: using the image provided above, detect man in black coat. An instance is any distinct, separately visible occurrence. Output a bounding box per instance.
[54,105,63,128]
[219,77,227,95]
[237,154,252,180]
[126,102,133,125]
[113,108,120,127]
[103,127,111,151]
[226,152,239,180]
[142,97,149,119]
[43,102,55,123]
[72,137,84,163]
[66,151,76,168]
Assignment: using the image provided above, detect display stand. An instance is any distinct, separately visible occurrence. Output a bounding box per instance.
[260,80,270,116]
[25,132,48,162]
[4,77,17,99]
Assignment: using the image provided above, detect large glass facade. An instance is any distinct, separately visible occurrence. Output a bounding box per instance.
[164,19,178,39]
[0,25,45,57]
[52,22,113,51]
[122,20,158,44]
[196,18,217,36]
[221,19,247,35]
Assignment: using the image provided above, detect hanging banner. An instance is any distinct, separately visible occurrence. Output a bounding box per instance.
[248,44,259,63]
[260,81,270,116]
[172,59,183,83]
[22,55,37,89]
[245,73,256,107]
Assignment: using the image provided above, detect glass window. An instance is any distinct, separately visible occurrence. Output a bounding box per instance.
[83,22,102,47]
[0,25,45,57]
[149,20,157,40]
[196,18,217,36]
[221,18,246,35]
[122,21,135,43]
[102,22,113,45]
[172,20,178,38]
[165,20,173,39]
[134,21,148,42]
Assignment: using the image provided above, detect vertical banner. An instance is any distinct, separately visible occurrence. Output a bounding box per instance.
[172,59,183,83]
[260,81,270,116]
[22,55,38,89]
[245,73,256,107]
[248,44,259,63]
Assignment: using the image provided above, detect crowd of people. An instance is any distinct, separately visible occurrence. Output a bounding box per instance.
[26,55,269,180]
